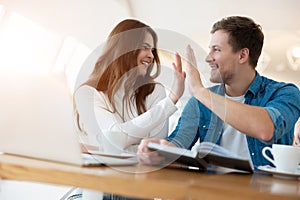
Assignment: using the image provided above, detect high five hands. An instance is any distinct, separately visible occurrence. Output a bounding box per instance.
[169,45,204,103]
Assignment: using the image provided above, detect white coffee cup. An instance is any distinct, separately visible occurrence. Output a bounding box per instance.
[98,130,125,154]
[262,144,300,173]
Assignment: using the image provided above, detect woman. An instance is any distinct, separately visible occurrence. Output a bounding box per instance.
[74,19,186,154]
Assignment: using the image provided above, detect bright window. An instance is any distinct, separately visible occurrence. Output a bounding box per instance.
[0,11,61,75]
[0,5,93,93]
[53,36,92,93]
[0,4,4,19]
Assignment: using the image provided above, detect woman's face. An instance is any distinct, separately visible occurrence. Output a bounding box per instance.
[136,32,155,76]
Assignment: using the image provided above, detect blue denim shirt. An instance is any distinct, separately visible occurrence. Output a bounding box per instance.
[167,72,300,169]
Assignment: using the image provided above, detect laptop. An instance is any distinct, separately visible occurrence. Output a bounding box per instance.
[0,74,137,166]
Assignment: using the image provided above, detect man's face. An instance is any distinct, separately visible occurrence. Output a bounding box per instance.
[205,30,240,84]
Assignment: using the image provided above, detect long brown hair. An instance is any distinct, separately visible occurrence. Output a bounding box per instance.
[77,19,161,124]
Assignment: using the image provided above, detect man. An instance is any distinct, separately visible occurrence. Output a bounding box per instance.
[137,16,300,169]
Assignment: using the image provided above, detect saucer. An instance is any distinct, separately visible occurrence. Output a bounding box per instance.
[88,150,136,158]
[258,165,300,180]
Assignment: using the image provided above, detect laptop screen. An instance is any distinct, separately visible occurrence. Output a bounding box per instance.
[0,74,83,165]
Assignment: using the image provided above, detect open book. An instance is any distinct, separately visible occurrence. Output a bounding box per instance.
[147,142,253,173]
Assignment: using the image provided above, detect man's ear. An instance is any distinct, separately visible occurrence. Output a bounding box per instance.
[239,48,249,64]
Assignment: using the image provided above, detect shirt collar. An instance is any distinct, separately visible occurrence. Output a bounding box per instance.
[245,71,262,97]
[216,71,262,97]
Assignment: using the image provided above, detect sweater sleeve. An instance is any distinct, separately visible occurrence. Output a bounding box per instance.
[74,85,177,150]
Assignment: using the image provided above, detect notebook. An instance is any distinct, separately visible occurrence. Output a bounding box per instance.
[0,74,137,166]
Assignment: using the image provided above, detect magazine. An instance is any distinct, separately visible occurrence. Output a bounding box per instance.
[147,142,253,173]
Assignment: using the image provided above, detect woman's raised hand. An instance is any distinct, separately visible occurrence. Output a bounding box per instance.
[169,53,186,104]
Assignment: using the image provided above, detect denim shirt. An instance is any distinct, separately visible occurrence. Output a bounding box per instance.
[167,72,300,169]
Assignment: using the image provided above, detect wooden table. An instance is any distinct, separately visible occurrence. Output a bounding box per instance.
[0,153,299,199]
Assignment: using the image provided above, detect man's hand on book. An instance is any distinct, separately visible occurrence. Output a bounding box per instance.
[137,138,175,165]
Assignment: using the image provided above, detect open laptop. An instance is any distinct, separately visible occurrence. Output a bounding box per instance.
[0,74,137,166]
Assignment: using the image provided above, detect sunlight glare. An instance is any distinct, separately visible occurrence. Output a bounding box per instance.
[53,36,92,93]
[0,11,61,75]
[0,4,4,19]
[292,46,300,58]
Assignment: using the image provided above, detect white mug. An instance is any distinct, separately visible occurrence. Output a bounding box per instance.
[262,144,300,173]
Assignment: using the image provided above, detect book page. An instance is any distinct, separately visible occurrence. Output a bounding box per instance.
[195,142,245,160]
[147,142,198,158]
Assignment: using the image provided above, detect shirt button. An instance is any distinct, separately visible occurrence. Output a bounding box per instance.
[251,153,255,156]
